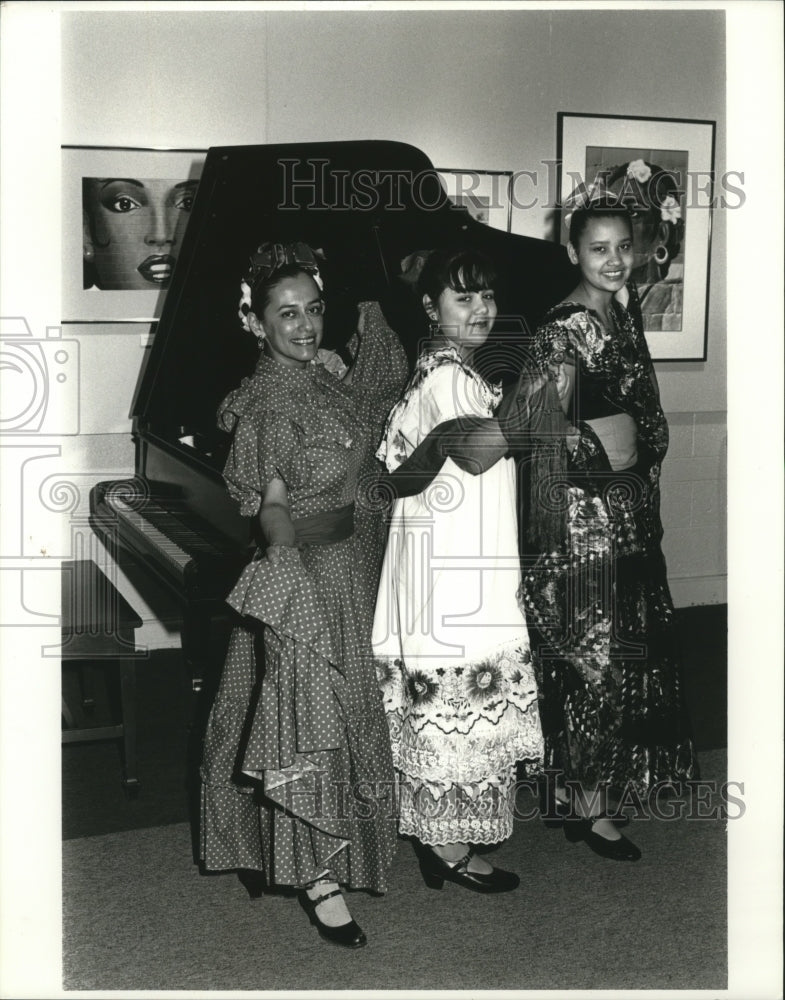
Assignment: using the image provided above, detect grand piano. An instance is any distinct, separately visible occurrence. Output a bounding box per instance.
[89,140,574,710]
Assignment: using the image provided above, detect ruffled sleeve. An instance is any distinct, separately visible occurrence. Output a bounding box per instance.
[347,301,409,446]
[218,381,307,517]
[348,301,409,397]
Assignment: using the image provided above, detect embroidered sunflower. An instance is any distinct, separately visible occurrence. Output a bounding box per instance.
[406,670,439,706]
[375,658,396,686]
[465,660,503,703]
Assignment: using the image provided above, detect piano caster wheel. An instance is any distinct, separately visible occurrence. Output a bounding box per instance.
[122,779,140,799]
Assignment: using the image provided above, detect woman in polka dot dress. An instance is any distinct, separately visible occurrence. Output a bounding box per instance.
[200,242,407,948]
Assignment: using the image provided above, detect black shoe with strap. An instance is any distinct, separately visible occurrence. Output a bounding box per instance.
[301,887,367,949]
[416,844,520,893]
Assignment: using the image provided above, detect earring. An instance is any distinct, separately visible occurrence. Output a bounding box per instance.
[653,243,669,265]
[83,246,94,261]
[428,317,440,336]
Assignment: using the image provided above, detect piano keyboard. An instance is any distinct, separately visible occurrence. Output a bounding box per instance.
[105,490,223,579]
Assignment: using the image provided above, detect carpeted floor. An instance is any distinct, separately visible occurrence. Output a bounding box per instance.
[61,604,728,991]
[62,747,727,992]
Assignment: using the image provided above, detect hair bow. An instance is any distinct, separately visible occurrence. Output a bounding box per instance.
[247,241,324,292]
[238,241,324,334]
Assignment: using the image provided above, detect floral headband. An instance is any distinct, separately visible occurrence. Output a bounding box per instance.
[238,241,324,333]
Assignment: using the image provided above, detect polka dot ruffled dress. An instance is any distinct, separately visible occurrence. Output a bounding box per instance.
[200,302,408,893]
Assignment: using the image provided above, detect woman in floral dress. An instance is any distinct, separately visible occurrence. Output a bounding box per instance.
[372,247,543,894]
[519,199,697,861]
[200,242,407,948]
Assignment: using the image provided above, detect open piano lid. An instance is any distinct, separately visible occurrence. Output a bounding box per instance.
[131,139,572,475]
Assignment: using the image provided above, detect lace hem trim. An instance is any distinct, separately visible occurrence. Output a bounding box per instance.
[392,726,544,784]
[397,773,516,845]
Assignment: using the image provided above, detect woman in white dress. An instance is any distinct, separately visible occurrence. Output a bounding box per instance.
[372,247,543,893]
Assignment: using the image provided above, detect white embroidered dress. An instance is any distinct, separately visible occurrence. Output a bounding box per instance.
[372,346,543,845]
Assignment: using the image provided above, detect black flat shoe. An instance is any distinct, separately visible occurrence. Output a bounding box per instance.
[564,819,641,861]
[538,782,630,830]
[417,844,520,893]
[301,888,367,949]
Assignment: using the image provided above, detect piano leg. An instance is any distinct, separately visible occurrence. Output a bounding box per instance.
[119,657,140,797]
[181,601,233,705]
[181,600,234,862]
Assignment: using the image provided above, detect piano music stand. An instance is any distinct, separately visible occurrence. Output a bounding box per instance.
[61,559,143,796]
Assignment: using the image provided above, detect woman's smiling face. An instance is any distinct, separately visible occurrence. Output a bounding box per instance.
[426,276,497,356]
[83,177,197,289]
[568,215,634,296]
[251,273,325,369]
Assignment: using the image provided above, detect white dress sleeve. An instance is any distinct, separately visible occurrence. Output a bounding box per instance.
[378,359,495,472]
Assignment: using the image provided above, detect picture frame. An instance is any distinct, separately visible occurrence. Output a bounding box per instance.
[436,168,513,233]
[555,113,716,361]
[62,145,207,323]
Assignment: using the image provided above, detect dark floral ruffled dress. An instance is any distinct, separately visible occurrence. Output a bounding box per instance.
[200,302,408,892]
[519,291,697,797]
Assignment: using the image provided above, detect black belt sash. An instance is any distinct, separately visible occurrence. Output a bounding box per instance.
[291,503,355,546]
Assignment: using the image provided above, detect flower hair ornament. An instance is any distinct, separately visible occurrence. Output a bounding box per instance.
[617,160,683,224]
[238,241,325,334]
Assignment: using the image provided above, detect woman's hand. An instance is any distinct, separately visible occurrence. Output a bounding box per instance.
[265,543,296,566]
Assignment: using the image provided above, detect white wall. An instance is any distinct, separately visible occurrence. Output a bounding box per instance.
[18,8,730,648]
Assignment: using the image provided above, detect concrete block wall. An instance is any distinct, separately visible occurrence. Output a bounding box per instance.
[660,412,727,607]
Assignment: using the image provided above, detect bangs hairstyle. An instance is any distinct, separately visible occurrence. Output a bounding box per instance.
[568,203,633,248]
[417,247,498,305]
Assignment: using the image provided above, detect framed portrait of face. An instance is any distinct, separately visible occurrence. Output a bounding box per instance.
[436,168,513,233]
[556,113,716,361]
[62,145,207,323]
